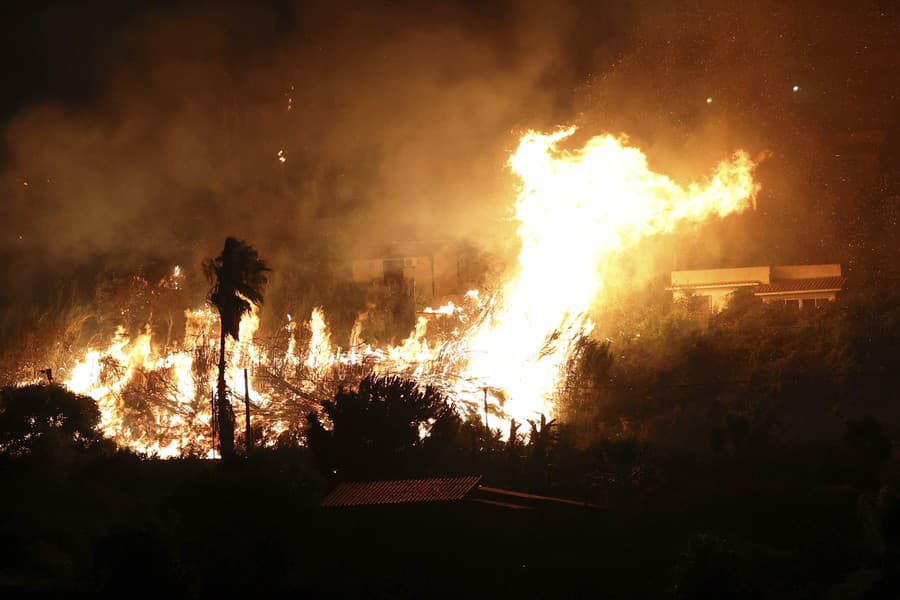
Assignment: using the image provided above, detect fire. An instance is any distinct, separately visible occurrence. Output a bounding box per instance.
[458,127,758,422]
[422,300,460,316]
[37,126,757,455]
[387,127,758,424]
[304,308,333,372]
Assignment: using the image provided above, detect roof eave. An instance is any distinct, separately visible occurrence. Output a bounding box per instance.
[754,288,843,296]
[666,281,762,291]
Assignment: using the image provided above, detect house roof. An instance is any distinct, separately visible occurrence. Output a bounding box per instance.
[667,280,762,291]
[320,475,482,507]
[754,276,846,296]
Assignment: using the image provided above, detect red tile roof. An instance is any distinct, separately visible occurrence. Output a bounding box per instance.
[320,475,482,507]
[754,276,846,295]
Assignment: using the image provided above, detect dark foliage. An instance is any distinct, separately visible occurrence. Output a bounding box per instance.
[0,384,104,457]
[0,417,880,597]
[673,533,746,599]
[306,375,461,478]
[93,529,181,594]
[845,416,893,464]
[203,237,270,341]
[582,277,900,452]
[844,416,893,490]
[558,336,613,444]
[525,413,557,484]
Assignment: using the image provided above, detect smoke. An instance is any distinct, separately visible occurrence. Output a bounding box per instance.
[1,1,593,280]
[1,0,897,348]
[0,1,568,340]
[569,0,900,274]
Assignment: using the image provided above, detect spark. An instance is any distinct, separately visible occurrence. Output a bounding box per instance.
[706,97,713,104]
[792,85,800,92]
[277,149,286,163]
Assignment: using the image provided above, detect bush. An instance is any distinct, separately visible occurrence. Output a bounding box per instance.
[306,376,460,479]
[0,384,105,457]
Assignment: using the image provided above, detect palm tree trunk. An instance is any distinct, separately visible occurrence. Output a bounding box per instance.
[217,325,234,460]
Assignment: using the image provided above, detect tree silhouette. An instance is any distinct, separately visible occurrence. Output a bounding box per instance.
[204,238,270,460]
[560,336,613,442]
[526,413,557,485]
[0,384,103,456]
[306,375,458,478]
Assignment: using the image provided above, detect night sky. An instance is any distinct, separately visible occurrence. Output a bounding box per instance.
[1,0,898,339]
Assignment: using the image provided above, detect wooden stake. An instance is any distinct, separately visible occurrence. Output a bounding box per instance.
[244,368,251,455]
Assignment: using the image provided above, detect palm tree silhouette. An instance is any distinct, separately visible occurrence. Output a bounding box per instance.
[204,238,270,460]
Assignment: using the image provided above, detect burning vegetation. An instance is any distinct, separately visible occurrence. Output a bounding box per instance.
[14,127,758,457]
[2,2,899,596]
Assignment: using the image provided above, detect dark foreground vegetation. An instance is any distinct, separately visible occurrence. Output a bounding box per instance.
[2,426,898,598]
[2,286,899,598]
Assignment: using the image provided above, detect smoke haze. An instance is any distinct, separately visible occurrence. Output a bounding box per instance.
[1,0,897,344]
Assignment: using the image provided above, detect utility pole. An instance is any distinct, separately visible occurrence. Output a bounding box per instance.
[244,368,251,456]
[210,388,218,446]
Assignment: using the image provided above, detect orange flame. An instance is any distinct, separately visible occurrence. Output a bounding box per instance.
[43,126,757,454]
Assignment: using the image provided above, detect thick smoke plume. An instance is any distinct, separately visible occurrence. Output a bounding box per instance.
[1,0,897,354]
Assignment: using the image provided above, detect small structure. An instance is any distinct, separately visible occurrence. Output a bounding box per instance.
[348,241,462,308]
[669,264,845,313]
[320,475,602,510]
[321,475,482,508]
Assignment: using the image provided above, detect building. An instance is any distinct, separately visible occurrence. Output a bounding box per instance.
[348,241,466,308]
[669,264,846,313]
